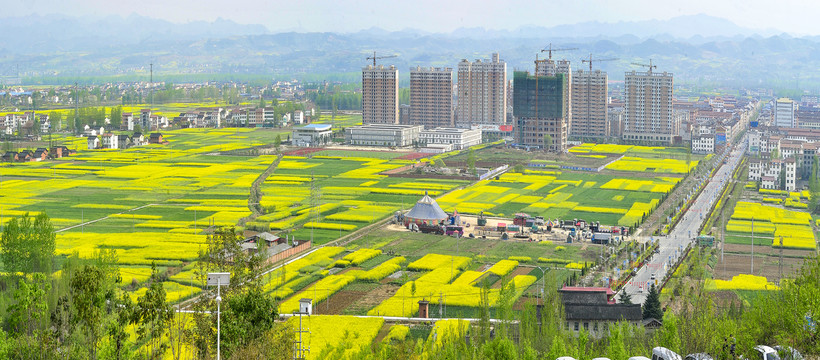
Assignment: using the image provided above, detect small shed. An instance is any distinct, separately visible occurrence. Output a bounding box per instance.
[592,232,612,245]
[418,300,430,318]
[299,298,312,315]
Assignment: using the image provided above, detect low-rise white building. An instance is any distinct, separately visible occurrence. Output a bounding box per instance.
[345,124,423,147]
[748,157,797,192]
[100,133,118,149]
[691,134,715,154]
[418,127,481,150]
[292,123,332,147]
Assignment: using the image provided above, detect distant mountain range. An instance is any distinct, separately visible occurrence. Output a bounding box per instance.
[1,13,819,91]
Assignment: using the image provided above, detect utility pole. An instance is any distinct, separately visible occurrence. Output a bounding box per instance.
[292,310,310,360]
[439,292,443,319]
[779,236,784,283]
[74,82,79,135]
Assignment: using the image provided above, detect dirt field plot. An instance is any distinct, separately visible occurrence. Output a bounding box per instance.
[713,253,804,281]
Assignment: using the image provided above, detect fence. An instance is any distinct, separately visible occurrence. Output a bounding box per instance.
[264,240,312,266]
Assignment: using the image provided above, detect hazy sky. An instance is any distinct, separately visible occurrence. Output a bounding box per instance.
[6,0,820,34]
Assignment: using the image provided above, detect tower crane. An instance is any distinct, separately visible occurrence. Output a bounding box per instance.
[580,54,618,138]
[581,54,618,72]
[541,43,578,61]
[366,51,397,67]
[631,59,657,74]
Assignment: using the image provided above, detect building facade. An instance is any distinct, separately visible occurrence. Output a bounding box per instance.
[418,127,482,150]
[571,69,608,138]
[292,124,332,147]
[362,65,399,125]
[345,124,423,147]
[559,287,643,338]
[607,108,623,138]
[749,157,797,192]
[797,106,820,129]
[623,70,676,143]
[774,98,797,128]
[537,59,572,134]
[456,53,507,127]
[513,71,568,151]
[409,67,453,128]
[691,134,715,154]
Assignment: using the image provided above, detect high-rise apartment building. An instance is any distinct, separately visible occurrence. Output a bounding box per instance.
[409,67,453,128]
[513,71,567,151]
[456,53,507,127]
[571,69,608,138]
[537,59,572,133]
[774,98,797,128]
[362,65,399,125]
[623,70,676,143]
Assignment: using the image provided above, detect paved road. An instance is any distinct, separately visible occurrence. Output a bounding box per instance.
[621,134,747,304]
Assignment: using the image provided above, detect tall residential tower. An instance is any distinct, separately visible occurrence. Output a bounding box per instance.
[456,53,507,127]
[536,59,572,133]
[623,70,676,143]
[513,71,568,151]
[409,67,453,128]
[571,69,609,138]
[362,65,399,125]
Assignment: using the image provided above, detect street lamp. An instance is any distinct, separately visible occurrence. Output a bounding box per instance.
[535,266,549,304]
[208,272,231,360]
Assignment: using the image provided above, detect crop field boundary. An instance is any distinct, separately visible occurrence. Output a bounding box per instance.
[54,202,199,233]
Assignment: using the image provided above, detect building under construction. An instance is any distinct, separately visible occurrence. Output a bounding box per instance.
[513,71,568,151]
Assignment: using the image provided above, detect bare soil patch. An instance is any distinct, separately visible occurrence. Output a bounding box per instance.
[491,267,535,289]
[344,284,401,316]
[714,254,804,282]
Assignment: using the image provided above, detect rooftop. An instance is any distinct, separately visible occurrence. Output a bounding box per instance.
[300,123,332,130]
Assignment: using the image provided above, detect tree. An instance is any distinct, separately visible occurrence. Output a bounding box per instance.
[71,265,108,360]
[771,147,780,160]
[655,312,681,354]
[133,264,173,359]
[810,156,819,213]
[779,166,787,191]
[618,291,633,305]
[109,106,123,129]
[273,133,282,153]
[0,212,56,274]
[259,97,267,108]
[221,284,278,357]
[107,292,134,360]
[543,134,553,151]
[8,273,50,337]
[467,148,476,175]
[642,283,663,320]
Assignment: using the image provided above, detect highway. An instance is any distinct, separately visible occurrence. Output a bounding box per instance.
[620,134,747,304]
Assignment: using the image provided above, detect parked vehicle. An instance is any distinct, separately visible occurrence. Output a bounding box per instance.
[773,346,802,360]
[753,346,780,360]
[652,347,683,360]
[629,357,651,360]
[445,225,463,237]
[684,353,713,360]
[417,223,444,235]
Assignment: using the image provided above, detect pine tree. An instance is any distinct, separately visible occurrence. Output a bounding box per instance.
[642,283,663,319]
[618,291,633,305]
